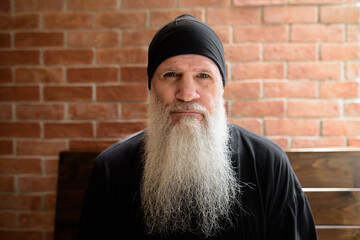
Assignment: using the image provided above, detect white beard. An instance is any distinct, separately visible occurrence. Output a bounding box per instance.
[141,91,240,237]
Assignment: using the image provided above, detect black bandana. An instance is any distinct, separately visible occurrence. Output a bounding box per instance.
[147,14,226,89]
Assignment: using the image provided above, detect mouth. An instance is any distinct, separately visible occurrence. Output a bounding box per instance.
[170,110,204,122]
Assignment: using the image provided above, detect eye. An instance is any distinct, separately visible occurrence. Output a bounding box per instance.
[164,72,178,78]
[198,73,210,79]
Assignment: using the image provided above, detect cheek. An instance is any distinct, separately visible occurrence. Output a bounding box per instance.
[201,86,223,114]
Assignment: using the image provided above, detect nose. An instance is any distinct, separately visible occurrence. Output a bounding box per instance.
[175,75,200,102]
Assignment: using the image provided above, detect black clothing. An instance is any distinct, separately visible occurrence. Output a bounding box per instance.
[78,123,318,240]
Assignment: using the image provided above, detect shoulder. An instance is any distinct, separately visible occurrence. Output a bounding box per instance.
[228,122,285,158]
[228,122,292,183]
[95,130,146,168]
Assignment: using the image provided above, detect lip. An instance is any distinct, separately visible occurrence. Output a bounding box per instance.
[170,110,204,121]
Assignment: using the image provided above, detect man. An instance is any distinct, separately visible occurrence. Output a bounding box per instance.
[78,14,318,240]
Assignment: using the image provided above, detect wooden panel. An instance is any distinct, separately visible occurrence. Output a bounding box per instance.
[286,150,360,188]
[317,228,360,240]
[306,191,360,225]
[54,152,100,240]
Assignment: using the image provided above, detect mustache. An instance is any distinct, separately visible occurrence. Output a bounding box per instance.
[165,102,209,116]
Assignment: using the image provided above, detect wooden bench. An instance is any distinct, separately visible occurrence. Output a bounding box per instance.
[286,148,360,240]
[54,149,360,240]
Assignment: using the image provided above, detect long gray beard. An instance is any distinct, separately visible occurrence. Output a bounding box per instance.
[141,92,240,237]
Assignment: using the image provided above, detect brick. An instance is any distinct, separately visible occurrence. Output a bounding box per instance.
[68,0,118,10]
[234,25,287,42]
[224,81,260,99]
[69,103,119,119]
[96,11,146,28]
[323,120,360,136]
[150,10,202,26]
[44,86,92,101]
[321,6,360,23]
[264,43,317,61]
[121,66,147,82]
[0,122,40,138]
[16,104,64,120]
[123,0,175,8]
[268,138,288,149]
[0,140,13,155]
[288,100,340,117]
[97,84,148,101]
[232,63,284,79]
[15,32,63,47]
[0,14,39,30]
[19,212,55,229]
[0,50,40,65]
[0,0,10,12]
[292,138,346,148]
[0,68,12,83]
[0,104,12,119]
[213,26,231,44]
[321,44,359,60]
[345,102,360,116]
[228,118,261,135]
[224,44,260,61]
[179,0,230,6]
[68,30,119,47]
[290,0,342,3]
[346,62,359,80]
[264,6,317,23]
[288,62,341,80]
[320,81,359,98]
[0,86,39,101]
[207,8,260,25]
[0,33,11,47]
[234,0,286,5]
[0,193,42,210]
[347,25,359,42]
[264,81,317,98]
[17,140,67,155]
[67,67,117,83]
[0,230,43,240]
[232,100,285,117]
[122,28,157,46]
[349,138,360,147]
[97,122,146,138]
[44,49,93,65]
[291,24,344,42]
[44,122,94,138]
[19,175,57,192]
[44,193,56,211]
[15,68,63,83]
[43,12,93,29]
[15,0,64,11]
[265,119,319,136]
[0,212,16,227]
[0,158,42,174]
[44,158,58,174]
[70,140,116,151]
[122,103,148,119]
[97,48,147,64]
[0,176,15,192]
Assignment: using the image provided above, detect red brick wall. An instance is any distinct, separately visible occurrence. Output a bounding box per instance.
[0,0,359,238]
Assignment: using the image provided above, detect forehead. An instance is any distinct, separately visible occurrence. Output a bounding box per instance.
[156,54,221,73]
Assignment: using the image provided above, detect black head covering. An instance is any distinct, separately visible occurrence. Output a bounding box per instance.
[147,14,226,89]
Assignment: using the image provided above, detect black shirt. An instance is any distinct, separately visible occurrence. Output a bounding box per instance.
[78,123,318,240]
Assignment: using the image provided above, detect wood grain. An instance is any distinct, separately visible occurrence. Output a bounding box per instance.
[286,151,360,188]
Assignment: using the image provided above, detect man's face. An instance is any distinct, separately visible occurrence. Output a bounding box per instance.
[151,54,223,124]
